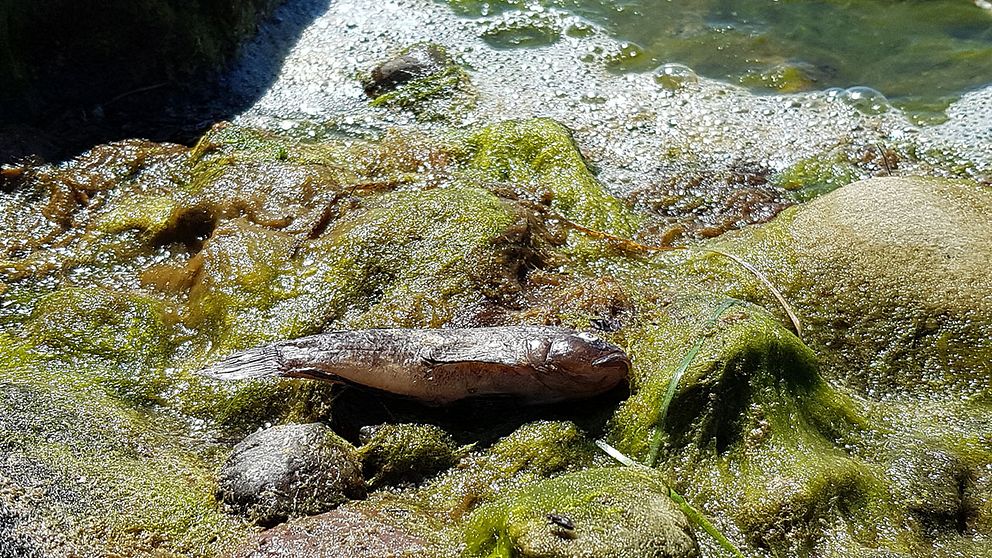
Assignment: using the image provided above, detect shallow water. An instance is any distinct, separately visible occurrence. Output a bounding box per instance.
[225,0,991,199]
[448,0,992,116]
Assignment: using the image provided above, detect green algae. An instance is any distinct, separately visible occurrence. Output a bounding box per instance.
[25,286,172,405]
[738,63,819,93]
[459,118,641,236]
[358,423,462,488]
[463,467,697,558]
[772,154,860,203]
[702,177,992,398]
[4,122,992,557]
[344,420,610,555]
[0,119,611,555]
[0,334,248,557]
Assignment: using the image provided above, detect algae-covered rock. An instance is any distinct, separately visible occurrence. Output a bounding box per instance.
[363,43,476,120]
[218,423,365,526]
[364,43,455,98]
[4,120,992,558]
[0,339,249,557]
[463,467,698,558]
[714,176,992,397]
[460,118,641,236]
[25,286,172,404]
[0,120,612,556]
[606,295,884,553]
[358,423,461,488]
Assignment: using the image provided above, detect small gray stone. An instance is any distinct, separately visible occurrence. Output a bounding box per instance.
[363,43,451,98]
[217,423,365,526]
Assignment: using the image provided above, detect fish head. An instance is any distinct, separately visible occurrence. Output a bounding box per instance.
[536,331,630,395]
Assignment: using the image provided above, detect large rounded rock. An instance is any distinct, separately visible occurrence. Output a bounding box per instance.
[217,423,366,526]
[718,177,992,397]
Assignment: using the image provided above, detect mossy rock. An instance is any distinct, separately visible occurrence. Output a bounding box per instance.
[459,118,641,236]
[608,294,862,462]
[363,43,477,121]
[0,337,249,558]
[331,420,609,556]
[771,153,861,202]
[25,286,171,405]
[358,423,461,488]
[463,467,698,558]
[709,176,992,398]
[5,124,992,558]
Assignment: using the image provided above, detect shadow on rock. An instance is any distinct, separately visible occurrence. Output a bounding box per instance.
[0,0,330,163]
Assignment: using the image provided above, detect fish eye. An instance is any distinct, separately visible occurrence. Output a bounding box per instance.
[575,332,606,348]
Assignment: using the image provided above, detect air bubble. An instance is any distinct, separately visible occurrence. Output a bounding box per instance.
[653,63,699,91]
[839,86,891,115]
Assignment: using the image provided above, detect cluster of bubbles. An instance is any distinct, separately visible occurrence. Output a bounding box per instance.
[825,86,892,115]
[652,63,699,91]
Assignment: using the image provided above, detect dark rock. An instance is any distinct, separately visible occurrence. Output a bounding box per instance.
[363,44,452,99]
[0,0,281,123]
[224,507,427,558]
[0,503,44,558]
[217,423,366,526]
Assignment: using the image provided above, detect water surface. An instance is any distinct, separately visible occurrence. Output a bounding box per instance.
[450,0,992,117]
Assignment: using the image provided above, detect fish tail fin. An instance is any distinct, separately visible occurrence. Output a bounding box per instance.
[200,344,284,380]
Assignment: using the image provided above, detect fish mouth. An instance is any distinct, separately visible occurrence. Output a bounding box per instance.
[591,352,630,369]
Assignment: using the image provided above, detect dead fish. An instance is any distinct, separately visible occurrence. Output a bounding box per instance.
[200,326,629,404]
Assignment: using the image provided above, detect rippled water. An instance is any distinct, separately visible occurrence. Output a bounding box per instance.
[448,0,992,117]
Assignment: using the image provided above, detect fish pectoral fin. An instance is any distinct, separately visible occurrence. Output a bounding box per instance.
[284,368,346,383]
[419,355,445,367]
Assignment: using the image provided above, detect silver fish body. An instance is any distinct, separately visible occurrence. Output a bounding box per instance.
[200,326,630,404]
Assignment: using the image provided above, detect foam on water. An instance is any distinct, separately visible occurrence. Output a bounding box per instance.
[221,0,990,193]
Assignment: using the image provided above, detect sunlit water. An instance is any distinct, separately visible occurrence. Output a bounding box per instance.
[224,0,990,193]
[449,0,992,117]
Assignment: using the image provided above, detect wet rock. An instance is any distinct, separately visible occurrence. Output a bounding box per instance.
[0,503,45,558]
[887,446,967,527]
[218,423,366,526]
[358,423,460,488]
[224,507,427,558]
[718,177,992,397]
[363,43,453,99]
[361,43,476,119]
[464,467,698,558]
